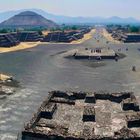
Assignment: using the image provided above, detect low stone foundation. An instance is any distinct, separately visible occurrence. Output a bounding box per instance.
[22,91,140,140]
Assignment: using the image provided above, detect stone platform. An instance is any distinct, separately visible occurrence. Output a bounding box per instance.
[74,48,117,60]
[22,91,140,140]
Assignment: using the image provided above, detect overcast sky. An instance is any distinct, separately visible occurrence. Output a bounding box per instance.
[1,0,140,19]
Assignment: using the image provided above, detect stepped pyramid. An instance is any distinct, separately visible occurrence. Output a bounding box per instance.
[0,11,58,28]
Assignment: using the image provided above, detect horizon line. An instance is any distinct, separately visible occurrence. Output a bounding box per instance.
[0,8,140,20]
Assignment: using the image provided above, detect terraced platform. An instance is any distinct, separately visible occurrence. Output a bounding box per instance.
[22,91,140,140]
[42,28,91,43]
[74,48,117,60]
[0,33,20,47]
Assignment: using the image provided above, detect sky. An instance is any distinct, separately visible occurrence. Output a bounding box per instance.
[0,0,140,19]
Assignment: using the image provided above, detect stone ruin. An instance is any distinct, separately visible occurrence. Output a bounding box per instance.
[0,28,91,47]
[0,33,20,47]
[17,31,42,42]
[124,35,140,43]
[22,91,140,140]
[42,28,91,43]
[0,31,42,47]
[106,27,140,43]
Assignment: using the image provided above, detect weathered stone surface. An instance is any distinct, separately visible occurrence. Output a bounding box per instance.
[22,91,140,140]
[114,127,138,139]
[40,103,57,119]
[83,106,95,122]
[126,112,140,128]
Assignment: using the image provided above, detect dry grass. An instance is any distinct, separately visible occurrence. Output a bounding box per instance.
[0,42,40,53]
[71,29,96,44]
[102,29,120,44]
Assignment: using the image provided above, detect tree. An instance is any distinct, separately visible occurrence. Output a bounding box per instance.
[129,26,139,33]
[0,29,8,33]
[38,30,43,35]
[71,26,78,30]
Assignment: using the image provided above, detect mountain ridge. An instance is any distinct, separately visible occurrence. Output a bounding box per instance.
[0,9,140,24]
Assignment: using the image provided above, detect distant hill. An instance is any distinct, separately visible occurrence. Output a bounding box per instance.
[0,11,58,28]
[0,9,140,25]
